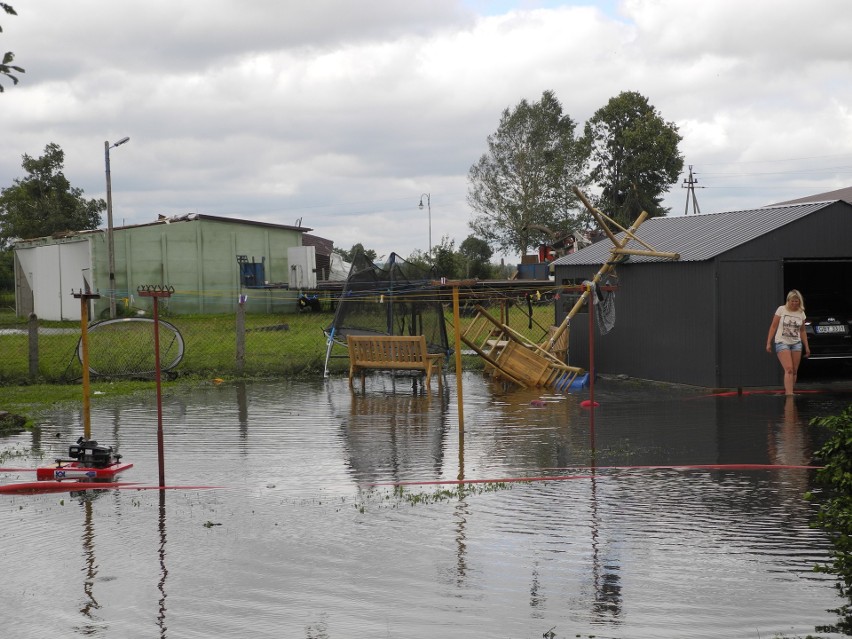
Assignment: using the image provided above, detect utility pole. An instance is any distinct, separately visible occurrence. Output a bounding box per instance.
[418,193,432,262]
[682,164,704,216]
[104,137,130,318]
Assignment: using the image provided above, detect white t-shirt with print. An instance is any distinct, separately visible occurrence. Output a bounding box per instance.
[774,306,806,345]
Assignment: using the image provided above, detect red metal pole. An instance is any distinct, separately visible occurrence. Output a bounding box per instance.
[79,294,92,440]
[588,283,595,449]
[137,285,174,489]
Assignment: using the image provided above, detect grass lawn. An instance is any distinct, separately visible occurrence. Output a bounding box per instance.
[1,300,565,425]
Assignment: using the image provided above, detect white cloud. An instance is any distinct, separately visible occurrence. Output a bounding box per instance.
[2,0,852,263]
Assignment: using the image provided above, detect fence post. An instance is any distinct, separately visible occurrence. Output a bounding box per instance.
[236,295,246,374]
[28,312,38,379]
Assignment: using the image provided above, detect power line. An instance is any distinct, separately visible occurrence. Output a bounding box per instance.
[695,152,852,166]
[699,165,852,178]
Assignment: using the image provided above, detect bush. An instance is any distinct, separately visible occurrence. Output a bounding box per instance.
[809,404,852,634]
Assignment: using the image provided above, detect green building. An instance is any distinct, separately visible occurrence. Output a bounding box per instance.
[14,214,313,321]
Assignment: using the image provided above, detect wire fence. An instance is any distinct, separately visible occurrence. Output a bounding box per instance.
[0,294,566,385]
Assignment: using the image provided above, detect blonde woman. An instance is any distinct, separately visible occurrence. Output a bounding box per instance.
[766,290,811,396]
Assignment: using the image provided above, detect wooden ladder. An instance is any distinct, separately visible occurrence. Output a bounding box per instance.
[460,305,584,391]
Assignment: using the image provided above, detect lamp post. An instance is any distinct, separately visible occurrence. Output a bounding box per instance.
[104,137,130,319]
[418,193,431,261]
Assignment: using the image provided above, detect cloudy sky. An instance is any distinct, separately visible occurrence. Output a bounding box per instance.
[2,0,851,264]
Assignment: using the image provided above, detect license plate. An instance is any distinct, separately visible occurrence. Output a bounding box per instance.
[816,325,848,334]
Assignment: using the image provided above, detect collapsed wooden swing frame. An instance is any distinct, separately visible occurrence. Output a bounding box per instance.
[461,187,680,391]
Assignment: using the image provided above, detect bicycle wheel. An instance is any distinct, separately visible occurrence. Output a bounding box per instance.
[78,317,185,376]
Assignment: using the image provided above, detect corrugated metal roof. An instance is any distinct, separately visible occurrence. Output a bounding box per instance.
[771,185,852,206]
[552,201,834,266]
[12,213,312,247]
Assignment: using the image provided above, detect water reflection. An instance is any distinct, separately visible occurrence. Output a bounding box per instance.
[68,488,121,636]
[341,383,451,484]
[587,472,622,623]
[3,375,850,639]
[457,426,465,482]
[770,396,809,465]
[453,497,470,587]
[443,497,469,589]
[157,492,168,638]
[235,382,248,447]
[77,497,101,632]
[529,565,542,610]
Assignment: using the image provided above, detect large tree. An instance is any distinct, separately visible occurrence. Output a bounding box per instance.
[584,91,683,228]
[1,3,24,92]
[0,143,106,249]
[467,90,588,258]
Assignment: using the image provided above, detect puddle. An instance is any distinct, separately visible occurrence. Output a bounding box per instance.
[1,373,850,638]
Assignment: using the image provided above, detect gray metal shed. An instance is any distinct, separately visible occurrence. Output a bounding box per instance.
[552,200,852,388]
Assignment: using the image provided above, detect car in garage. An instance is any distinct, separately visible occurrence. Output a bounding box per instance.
[805,303,852,360]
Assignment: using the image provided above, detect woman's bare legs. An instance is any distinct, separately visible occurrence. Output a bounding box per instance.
[777,350,803,395]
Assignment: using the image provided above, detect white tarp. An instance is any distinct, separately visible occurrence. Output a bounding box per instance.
[327,252,351,281]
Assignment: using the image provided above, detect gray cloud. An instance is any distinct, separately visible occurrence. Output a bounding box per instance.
[2,0,851,263]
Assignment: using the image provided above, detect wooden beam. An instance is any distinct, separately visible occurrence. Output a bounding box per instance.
[613,248,681,260]
[572,187,619,246]
[545,208,649,350]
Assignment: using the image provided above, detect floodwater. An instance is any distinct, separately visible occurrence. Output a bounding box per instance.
[2,372,852,639]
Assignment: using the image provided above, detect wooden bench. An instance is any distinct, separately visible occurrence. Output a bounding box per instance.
[347,335,444,391]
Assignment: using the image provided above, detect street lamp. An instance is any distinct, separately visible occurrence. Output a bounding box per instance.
[418,193,431,261]
[104,136,130,319]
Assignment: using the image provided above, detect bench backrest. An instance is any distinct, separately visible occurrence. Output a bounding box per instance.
[347,335,428,364]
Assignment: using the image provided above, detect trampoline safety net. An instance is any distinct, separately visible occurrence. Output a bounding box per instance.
[325,252,450,355]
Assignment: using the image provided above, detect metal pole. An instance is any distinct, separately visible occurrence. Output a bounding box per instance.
[74,289,100,439]
[27,312,38,379]
[450,283,465,481]
[104,137,129,320]
[104,141,116,319]
[588,282,595,446]
[236,296,246,374]
[138,284,173,488]
[81,294,92,440]
[419,193,431,261]
[428,196,431,261]
[452,284,464,434]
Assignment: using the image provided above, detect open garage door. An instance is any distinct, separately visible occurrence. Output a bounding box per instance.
[784,259,852,361]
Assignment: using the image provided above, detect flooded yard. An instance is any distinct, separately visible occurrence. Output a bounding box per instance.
[2,372,852,638]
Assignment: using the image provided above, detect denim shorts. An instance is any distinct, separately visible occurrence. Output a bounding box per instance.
[775,341,803,353]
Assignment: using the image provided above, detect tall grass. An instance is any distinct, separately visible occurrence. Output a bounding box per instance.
[0,302,561,384]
